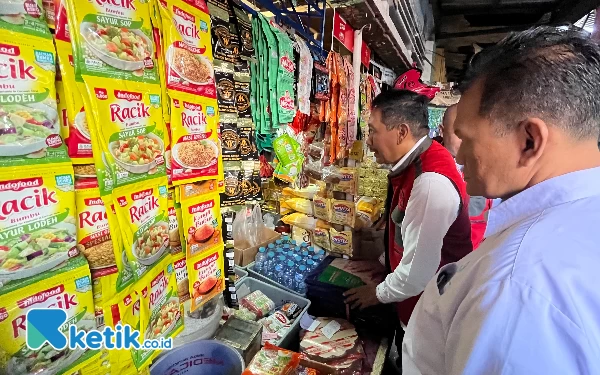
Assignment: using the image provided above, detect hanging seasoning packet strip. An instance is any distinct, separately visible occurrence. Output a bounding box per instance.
[67,0,159,83]
[214,62,238,115]
[104,192,136,291]
[113,178,170,279]
[75,179,117,270]
[212,15,237,64]
[234,73,252,120]
[170,96,220,185]
[181,192,223,258]
[159,0,216,99]
[168,188,182,254]
[238,126,258,161]
[173,251,189,303]
[269,19,296,123]
[232,5,253,59]
[85,79,168,188]
[0,0,52,39]
[221,163,242,207]
[220,121,241,162]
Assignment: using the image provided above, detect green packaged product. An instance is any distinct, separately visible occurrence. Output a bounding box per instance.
[258,14,280,128]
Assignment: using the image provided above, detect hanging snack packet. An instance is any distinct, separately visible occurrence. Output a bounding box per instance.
[273,133,304,183]
[234,74,252,120]
[212,15,237,64]
[113,178,170,279]
[232,5,253,59]
[187,244,225,311]
[168,189,182,254]
[159,0,216,99]
[295,35,313,115]
[55,67,69,141]
[0,255,100,374]
[312,227,330,251]
[330,199,355,227]
[105,192,136,291]
[257,14,279,128]
[333,167,357,195]
[330,228,353,256]
[91,270,121,329]
[221,164,242,207]
[173,251,189,303]
[214,63,237,115]
[269,19,296,123]
[178,179,220,201]
[140,255,183,347]
[0,163,77,281]
[0,30,70,168]
[221,121,241,162]
[181,193,223,257]
[75,179,117,270]
[313,195,331,221]
[238,126,258,161]
[251,162,263,201]
[170,96,220,184]
[85,80,168,189]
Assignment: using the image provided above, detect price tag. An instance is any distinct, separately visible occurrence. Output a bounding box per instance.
[321,320,341,339]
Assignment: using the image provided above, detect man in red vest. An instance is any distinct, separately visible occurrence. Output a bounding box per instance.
[441,104,493,249]
[344,90,473,330]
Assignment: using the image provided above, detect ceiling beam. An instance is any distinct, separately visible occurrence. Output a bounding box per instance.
[551,0,600,23]
[437,25,534,39]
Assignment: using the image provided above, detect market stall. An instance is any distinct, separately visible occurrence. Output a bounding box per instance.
[0,0,399,374]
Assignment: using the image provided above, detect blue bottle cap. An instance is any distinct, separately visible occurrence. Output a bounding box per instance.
[268,243,275,249]
[294,255,302,262]
[276,240,282,245]
[308,246,315,252]
[313,255,320,261]
[259,247,266,252]
[318,249,325,255]
[301,242,308,247]
[268,252,275,257]
[283,235,290,241]
[299,265,307,272]
[278,255,286,262]
[287,260,295,267]
[302,251,309,257]
[291,240,297,245]
[283,244,290,250]
[307,259,314,266]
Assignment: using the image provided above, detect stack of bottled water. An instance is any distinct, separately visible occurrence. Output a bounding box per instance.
[253,235,325,294]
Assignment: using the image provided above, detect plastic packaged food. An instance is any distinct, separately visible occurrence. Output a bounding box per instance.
[221,121,241,161]
[312,228,330,251]
[84,78,168,189]
[173,252,189,303]
[329,228,352,256]
[240,290,275,319]
[0,28,70,168]
[273,134,304,183]
[285,198,314,216]
[243,343,301,375]
[168,189,182,254]
[330,199,355,227]
[187,245,225,311]
[355,197,382,229]
[0,163,78,281]
[282,185,320,200]
[181,193,223,257]
[333,167,357,195]
[139,254,183,344]
[0,256,97,374]
[0,0,52,39]
[221,164,242,207]
[170,96,220,185]
[281,213,317,231]
[312,195,331,221]
[75,179,117,270]
[113,178,170,279]
[178,179,220,201]
[215,65,238,115]
[158,0,216,99]
[105,191,135,291]
[261,311,292,345]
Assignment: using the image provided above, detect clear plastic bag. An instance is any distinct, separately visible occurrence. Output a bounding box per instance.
[233,204,267,247]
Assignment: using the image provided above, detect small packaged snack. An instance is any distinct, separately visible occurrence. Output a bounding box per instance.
[312,228,330,251]
[261,311,292,345]
[215,64,237,114]
[330,228,353,256]
[179,179,220,201]
[312,195,331,221]
[285,198,314,216]
[330,199,355,227]
[221,164,243,207]
[240,290,275,319]
[333,167,357,195]
[239,126,259,160]
[168,189,183,254]
[282,213,317,231]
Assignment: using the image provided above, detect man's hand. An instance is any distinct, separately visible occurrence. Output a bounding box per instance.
[343,284,380,310]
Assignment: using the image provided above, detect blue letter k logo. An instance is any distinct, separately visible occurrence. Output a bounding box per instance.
[26,309,68,350]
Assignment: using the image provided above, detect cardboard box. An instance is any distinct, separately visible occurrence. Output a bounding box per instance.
[234,227,281,267]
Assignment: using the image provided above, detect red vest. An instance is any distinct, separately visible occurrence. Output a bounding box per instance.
[384,139,473,326]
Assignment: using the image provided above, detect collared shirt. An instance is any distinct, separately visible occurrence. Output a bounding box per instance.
[376,136,461,304]
[402,167,600,375]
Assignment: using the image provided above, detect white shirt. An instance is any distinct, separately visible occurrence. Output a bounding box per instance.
[375,136,461,304]
[403,167,600,375]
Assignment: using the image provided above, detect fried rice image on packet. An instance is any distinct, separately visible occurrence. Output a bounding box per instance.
[158,0,216,99]
[0,163,78,281]
[170,95,220,185]
[0,255,99,374]
[113,177,170,280]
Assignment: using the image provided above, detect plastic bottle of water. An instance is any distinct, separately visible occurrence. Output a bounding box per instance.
[301,242,309,250]
[308,246,315,255]
[283,244,291,252]
[295,265,308,294]
[268,243,276,251]
[274,263,284,283]
[283,261,296,290]
[265,252,276,278]
[276,239,283,247]
[282,235,290,244]
[306,259,316,272]
[291,240,297,247]
[301,251,309,261]
[312,255,320,265]
[254,247,267,274]
[293,254,303,266]
[316,249,326,261]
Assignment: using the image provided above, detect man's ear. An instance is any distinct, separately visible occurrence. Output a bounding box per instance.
[518,118,548,167]
[397,123,410,145]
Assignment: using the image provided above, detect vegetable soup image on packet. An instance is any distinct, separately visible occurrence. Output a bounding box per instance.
[0,163,78,281]
[187,245,224,311]
[85,79,168,188]
[0,0,52,39]
[113,179,170,280]
[0,33,70,167]
[0,255,98,375]
[139,255,183,344]
[170,96,220,184]
[158,0,216,99]
[181,193,222,257]
[75,179,116,270]
[66,0,159,83]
